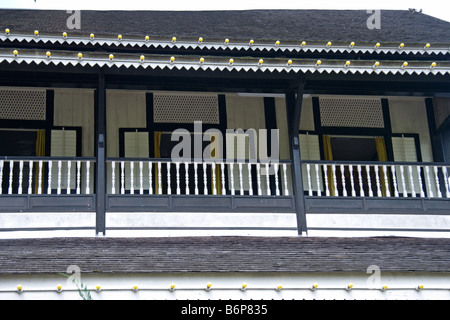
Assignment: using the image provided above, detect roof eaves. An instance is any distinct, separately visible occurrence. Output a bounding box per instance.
[1,48,449,76]
[1,32,450,56]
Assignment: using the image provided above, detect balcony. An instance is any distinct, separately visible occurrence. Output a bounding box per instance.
[302,160,450,215]
[105,158,295,213]
[1,155,448,216]
[0,156,96,212]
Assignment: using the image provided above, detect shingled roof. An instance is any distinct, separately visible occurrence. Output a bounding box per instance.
[1,9,449,43]
[0,236,449,274]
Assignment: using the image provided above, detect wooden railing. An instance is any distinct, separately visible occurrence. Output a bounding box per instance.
[0,157,96,195]
[2,157,449,201]
[106,158,293,197]
[302,160,450,199]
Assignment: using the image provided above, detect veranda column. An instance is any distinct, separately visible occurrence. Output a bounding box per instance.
[96,71,107,235]
[285,79,307,235]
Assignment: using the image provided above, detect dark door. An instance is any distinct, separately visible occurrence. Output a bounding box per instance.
[0,130,37,194]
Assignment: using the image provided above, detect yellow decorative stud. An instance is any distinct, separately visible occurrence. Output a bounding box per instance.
[170,283,176,291]
[326,41,332,47]
[399,43,405,49]
[315,60,322,67]
[17,284,23,293]
[132,285,139,292]
[229,58,234,65]
[275,40,280,46]
[375,42,381,49]
[424,43,431,49]
[345,60,351,67]
[170,56,175,63]
[199,57,205,64]
[109,54,114,61]
[95,284,101,292]
[46,51,51,58]
[172,37,177,43]
[249,39,254,46]
[301,41,306,47]
[241,282,247,291]
[140,55,145,62]
[62,32,67,38]
[431,62,437,68]
[13,49,18,57]
[287,59,293,66]
[311,282,319,290]
[90,33,95,40]
[56,284,63,293]
[34,30,39,36]
[77,52,83,59]
[417,284,424,290]
[206,282,212,290]
[145,35,150,41]
[402,61,408,68]
[117,34,122,41]
[346,283,354,290]
[198,37,203,44]
[224,38,230,45]
[349,41,355,48]
[258,59,264,66]
[276,285,283,291]
[373,61,380,68]
[381,284,388,291]
[5,28,10,35]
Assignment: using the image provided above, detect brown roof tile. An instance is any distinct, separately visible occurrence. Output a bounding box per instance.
[0,236,449,274]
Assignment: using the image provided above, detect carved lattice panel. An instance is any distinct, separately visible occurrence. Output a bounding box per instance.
[153,93,219,124]
[319,97,384,128]
[0,88,46,120]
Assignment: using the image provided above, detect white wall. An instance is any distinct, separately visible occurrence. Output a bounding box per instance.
[106,90,147,158]
[389,97,433,162]
[0,212,96,239]
[306,213,450,238]
[1,271,448,300]
[53,89,95,157]
[105,212,298,237]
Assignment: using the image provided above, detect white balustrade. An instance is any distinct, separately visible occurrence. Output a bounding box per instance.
[3,158,447,200]
[256,163,262,196]
[301,161,450,200]
[139,161,144,195]
[332,164,338,196]
[76,161,81,195]
[193,162,199,195]
[274,163,280,196]
[18,161,23,195]
[175,162,180,195]
[247,163,253,196]
[306,164,312,196]
[443,166,450,198]
[167,162,172,195]
[103,159,292,197]
[238,163,243,196]
[213,162,217,195]
[314,164,320,197]
[374,165,381,197]
[66,161,71,195]
[148,162,153,195]
[340,164,347,197]
[0,158,94,195]
[28,161,33,195]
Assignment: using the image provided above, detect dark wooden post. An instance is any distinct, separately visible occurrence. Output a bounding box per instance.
[96,71,106,235]
[425,98,446,162]
[286,80,307,235]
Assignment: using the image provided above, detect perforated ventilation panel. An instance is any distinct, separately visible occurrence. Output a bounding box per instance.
[153,93,220,124]
[319,97,384,128]
[0,89,46,120]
